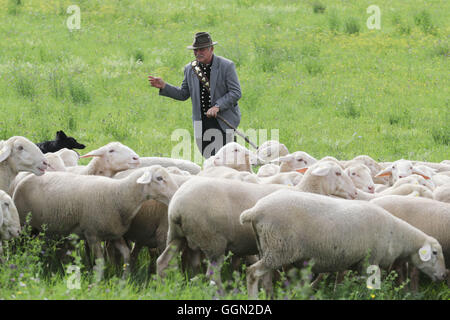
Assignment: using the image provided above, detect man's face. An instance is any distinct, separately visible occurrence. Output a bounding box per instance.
[194,46,214,64]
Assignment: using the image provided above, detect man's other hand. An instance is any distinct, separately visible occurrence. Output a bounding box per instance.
[206,106,220,118]
[148,75,166,89]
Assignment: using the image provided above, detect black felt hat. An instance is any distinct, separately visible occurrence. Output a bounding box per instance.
[187,32,218,49]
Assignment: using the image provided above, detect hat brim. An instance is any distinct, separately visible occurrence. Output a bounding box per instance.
[187,41,218,50]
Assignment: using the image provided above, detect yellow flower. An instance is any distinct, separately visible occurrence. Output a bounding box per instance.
[371,294,375,299]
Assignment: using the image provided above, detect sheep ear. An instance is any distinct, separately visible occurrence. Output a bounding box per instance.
[249,153,265,165]
[136,170,152,184]
[296,167,308,174]
[415,174,431,180]
[250,153,265,165]
[419,244,431,262]
[310,166,331,176]
[0,143,12,163]
[80,148,106,158]
[277,155,294,163]
[375,167,392,177]
[412,168,431,180]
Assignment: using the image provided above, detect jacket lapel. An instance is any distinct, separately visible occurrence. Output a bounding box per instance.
[209,55,219,101]
[190,67,200,103]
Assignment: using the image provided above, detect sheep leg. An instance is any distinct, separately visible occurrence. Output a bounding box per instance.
[409,266,420,292]
[83,240,93,270]
[183,248,204,277]
[129,242,143,271]
[247,260,271,299]
[156,238,186,278]
[261,271,274,299]
[231,256,242,271]
[105,240,121,267]
[447,270,450,287]
[0,241,4,263]
[85,234,105,281]
[148,247,160,274]
[113,237,131,279]
[310,273,325,289]
[206,255,225,292]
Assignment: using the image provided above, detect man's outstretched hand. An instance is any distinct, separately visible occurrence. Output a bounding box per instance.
[148,75,166,89]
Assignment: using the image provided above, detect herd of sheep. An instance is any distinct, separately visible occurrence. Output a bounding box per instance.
[1,135,449,298]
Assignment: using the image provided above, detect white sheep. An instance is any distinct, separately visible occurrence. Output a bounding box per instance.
[111,170,193,269]
[255,140,289,164]
[434,185,450,203]
[165,166,192,176]
[139,157,201,175]
[54,148,80,167]
[259,171,303,186]
[375,174,435,194]
[240,190,447,298]
[0,190,21,261]
[375,159,431,186]
[344,163,375,193]
[344,155,389,185]
[432,173,450,187]
[66,142,140,177]
[44,153,67,172]
[356,183,434,200]
[0,136,48,194]
[256,164,280,177]
[370,196,450,288]
[199,166,261,184]
[411,161,450,173]
[271,151,318,172]
[200,166,302,186]
[414,165,437,178]
[12,165,178,278]
[441,160,450,166]
[393,174,435,191]
[156,160,358,286]
[202,142,262,172]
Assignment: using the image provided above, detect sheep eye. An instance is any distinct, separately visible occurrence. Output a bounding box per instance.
[352,172,356,176]
[17,145,24,151]
[3,202,9,207]
[336,172,341,176]
[156,176,163,181]
[109,150,115,153]
[433,250,437,255]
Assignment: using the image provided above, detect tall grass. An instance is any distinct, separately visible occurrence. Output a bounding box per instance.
[0,0,449,299]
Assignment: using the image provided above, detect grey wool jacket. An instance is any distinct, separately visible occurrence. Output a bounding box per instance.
[159,55,242,139]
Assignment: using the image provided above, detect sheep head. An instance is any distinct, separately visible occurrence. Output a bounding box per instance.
[410,239,447,282]
[80,142,140,174]
[0,190,21,240]
[0,136,48,176]
[344,164,375,193]
[136,165,179,205]
[375,159,431,183]
[298,160,358,199]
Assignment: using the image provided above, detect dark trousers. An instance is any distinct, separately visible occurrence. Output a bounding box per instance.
[201,116,235,158]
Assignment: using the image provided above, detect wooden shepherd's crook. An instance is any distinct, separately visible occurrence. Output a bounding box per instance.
[215,114,259,150]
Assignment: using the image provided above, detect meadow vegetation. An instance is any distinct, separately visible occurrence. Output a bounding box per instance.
[0,0,449,299]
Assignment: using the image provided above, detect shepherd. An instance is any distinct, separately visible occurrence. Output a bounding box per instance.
[148,32,242,158]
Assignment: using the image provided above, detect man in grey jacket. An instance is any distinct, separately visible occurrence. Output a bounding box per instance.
[148,32,242,158]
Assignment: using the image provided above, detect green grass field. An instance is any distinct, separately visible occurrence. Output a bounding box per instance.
[0,0,449,300]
